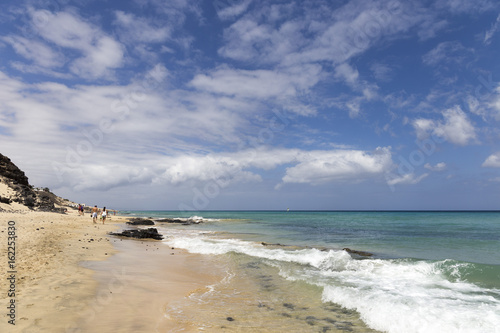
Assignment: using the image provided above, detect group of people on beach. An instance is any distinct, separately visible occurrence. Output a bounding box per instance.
[92,205,108,224]
[77,204,115,223]
[91,205,108,224]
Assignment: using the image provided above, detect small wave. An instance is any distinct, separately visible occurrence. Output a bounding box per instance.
[161,231,500,333]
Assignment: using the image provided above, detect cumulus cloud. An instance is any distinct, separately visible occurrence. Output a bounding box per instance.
[48,146,394,192]
[412,106,477,145]
[280,147,393,185]
[482,152,500,168]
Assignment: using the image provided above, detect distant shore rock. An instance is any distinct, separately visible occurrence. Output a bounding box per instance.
[110,228,163,240]
[155,217,202,225]
[126,218,155,225]
[343,248,373,257]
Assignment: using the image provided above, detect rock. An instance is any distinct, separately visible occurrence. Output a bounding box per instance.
[109,228,164,240]
[0,153,30,186]
[0,153,78,212]
[0,196,11,204]
[126,218,155,225]
[155,218,202,225]
[343,248,373,257]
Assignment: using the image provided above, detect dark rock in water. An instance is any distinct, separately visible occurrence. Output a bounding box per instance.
[155,217,202,225]
[262,242,281,246]
[110,228,163,240]
[127,218,155,225]
[343,248,373,257]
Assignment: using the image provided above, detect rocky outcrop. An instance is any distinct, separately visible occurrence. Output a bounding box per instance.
[155,217,202,225]
[0,153,71,212]
[0,153,37,208]
[109,228,163,240]
[0,153,30,187]
[126,218,155,225]
[343,248,373,257]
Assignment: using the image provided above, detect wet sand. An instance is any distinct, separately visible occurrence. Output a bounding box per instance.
[75,238,228,332]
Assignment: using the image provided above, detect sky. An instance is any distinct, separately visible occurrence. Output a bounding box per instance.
[1,0,500,211]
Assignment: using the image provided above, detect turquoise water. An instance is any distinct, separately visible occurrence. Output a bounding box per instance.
[120,211,500,332]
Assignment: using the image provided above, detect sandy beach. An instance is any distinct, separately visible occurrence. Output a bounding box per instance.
[0,208,225,333]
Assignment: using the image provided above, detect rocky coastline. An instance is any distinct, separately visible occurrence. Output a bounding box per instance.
[0,153,74,213]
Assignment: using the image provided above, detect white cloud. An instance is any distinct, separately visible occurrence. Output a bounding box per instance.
[413,118,435,140]
[114,11,171,43]
[216,0,253,20]
[422,41,471,66]
[280,147,393,185]
[488,86,500,121]
[335,63,359,85]
[2,35,63,68]
[370,63,393,82]
[30,9,124,79]
[190,65,321,115]
[219,15,307,64]
[346,99,361,119]
[435,0,496,14]
[386,173,429,186]
[424,162,447,171]
[484,13,500,45]
[13,145,394,192]
[482,152,500,168]
[466,95,488,119]
[412,106,477,145]
[219,1,434,68]
[70,36,124,79]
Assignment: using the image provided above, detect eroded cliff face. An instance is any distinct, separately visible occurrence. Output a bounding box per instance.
[0,153,37,208]
[0,153,68,212]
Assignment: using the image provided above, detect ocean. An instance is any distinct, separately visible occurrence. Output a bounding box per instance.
[119,210,500,333]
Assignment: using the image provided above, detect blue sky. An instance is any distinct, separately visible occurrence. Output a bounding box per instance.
[1,0,500,210]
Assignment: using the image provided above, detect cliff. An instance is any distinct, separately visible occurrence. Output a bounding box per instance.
[0,153,74,212]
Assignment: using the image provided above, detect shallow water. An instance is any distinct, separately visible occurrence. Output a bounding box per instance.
[165,251,378,332]
[120,211,500,333]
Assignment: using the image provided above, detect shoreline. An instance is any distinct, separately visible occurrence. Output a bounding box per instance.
[0,209,226,332]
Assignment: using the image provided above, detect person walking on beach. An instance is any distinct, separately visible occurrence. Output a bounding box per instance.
[92,205,99,223]
[102,207,107,224]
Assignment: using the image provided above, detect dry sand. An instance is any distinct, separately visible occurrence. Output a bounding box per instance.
[0,208,225,333]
